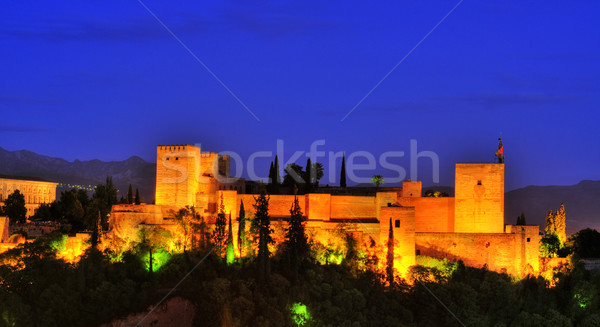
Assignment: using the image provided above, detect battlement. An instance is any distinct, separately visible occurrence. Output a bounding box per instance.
[157,144,198,151]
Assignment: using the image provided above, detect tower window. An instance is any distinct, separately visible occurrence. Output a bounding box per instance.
[175,157,179,160]
[416,249,420,255]
[477,180,482,185]
[395,219,400,228]
[527,238,531,242]
[166,157,169,161]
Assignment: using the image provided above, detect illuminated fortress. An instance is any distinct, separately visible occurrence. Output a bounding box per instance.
[111,144,540,276]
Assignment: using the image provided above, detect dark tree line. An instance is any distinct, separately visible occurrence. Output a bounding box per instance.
[29,177,118,234]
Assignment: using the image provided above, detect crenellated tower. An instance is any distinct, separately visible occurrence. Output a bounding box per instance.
[155,144,201,208]
[454,163,505,233]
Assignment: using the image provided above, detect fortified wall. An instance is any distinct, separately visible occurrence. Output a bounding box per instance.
[110,144,541,276]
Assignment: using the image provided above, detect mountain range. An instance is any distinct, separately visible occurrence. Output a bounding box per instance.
[0,147,156,203]
[0,146,597,234]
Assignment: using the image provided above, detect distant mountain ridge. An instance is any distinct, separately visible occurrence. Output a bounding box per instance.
[505,180,600,235]
[0,146,156,202]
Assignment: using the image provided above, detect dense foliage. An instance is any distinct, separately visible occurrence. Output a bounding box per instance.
[30,177,118,232]
[4,193,600,326]
[1,190,27,225]
[3,231,600,326]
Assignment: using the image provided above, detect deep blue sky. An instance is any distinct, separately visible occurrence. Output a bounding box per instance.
[1,1,598,190]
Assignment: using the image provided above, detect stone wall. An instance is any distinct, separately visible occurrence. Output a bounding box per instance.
[415,225,540,276]
[398,197,454,233]
[237,194,302,218]
[330,195,377,219]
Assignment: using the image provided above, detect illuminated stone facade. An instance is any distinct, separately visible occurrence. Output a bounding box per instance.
[0,176,58,217]
[110,144,541,276]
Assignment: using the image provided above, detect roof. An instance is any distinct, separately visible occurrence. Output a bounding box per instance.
[0,174,53,183]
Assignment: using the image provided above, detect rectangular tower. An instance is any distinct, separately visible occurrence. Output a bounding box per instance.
[155,145,200,208]
[454,163,504,233]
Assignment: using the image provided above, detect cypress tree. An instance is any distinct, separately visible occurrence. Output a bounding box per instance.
[126,184,133,204]
[274,155,281,185]
[134,188,141,205]
[340,153,347,188]
[305,158,313,193]
[386,218,394,285]
[238,200,247,257]
[555,203,567,245]
[268,161,274,185]
[516,212,527,225]
[544,210,555,236]
[285,195,308,272]
[226,215,235,265]
[212,194,227,255]
[252,189,273,282]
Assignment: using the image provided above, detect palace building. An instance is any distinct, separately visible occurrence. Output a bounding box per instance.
[0,175,58,217]
[110,143,540,276]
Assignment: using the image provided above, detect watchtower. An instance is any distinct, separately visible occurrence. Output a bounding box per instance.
[454,163,504,233]
[155,145,201,207]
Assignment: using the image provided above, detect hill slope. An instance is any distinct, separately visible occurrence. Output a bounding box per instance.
[505,180,600,235]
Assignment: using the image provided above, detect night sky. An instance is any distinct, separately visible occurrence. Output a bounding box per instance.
[1,1,598,190]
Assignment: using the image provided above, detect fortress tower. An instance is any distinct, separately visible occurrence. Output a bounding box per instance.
[454,163,505,233]
[155,145,201,208]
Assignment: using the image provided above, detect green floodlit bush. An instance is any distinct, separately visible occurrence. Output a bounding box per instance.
[290,302,311,326]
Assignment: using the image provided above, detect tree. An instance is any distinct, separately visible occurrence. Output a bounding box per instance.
[544,210,555,235]
[135,226,171,273]
[274,155,281,185]
[268,161,275,185]
[252,189,273,282]
[544,204,567,246]
[424,190,449,197]
[540,233,561,257]
[283,163,305,191]
[310,162,324,188]
[212,194,227,255]
[386,218,394,285]
[340,153,347,188]
[226,216,235,265]
[285,195,308,270]
[134,188,141,205]
[32,203,54,221]
[90,211,102,248]
[173,206,195,253]
[58,189,86,230]
[555,203,567,244]
[2,190,27,225]
[372,175,385,188]
[516,212,527,226]
[568,228,600,258]
[238,200,249,257]
[92,176,118,230]
[304,158,313,193]
[126,184,133,204]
